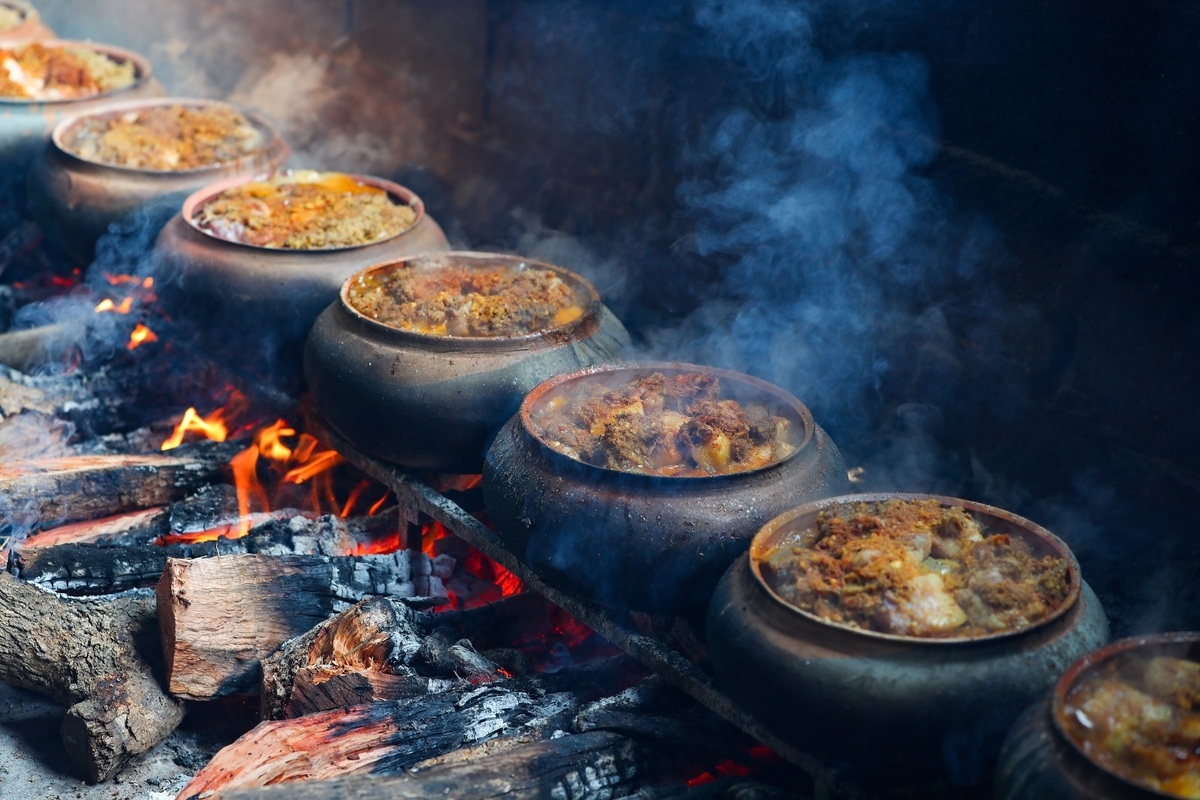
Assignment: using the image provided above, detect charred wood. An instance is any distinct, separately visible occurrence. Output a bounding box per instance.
[0,321,79,373]
[0,571,184,782]
[212,730,649,800]
[0,444,238,527]
[157,552,415,700]
[19,506,166,549]
[261,597,505,721]
[14,510,401,594]
[177,684,583,799]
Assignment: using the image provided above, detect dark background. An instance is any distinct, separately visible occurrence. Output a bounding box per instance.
[36,0,1200,634]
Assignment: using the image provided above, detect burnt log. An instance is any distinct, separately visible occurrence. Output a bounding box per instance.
[213,730,648,800]
[19,506,166,549]
[0,571,184,782]
[15,510,402,595]
[0,322,79,373]
[0,445,238,527]
[261,596,510,720]
[157,552,415,700]
[177,684,582,799]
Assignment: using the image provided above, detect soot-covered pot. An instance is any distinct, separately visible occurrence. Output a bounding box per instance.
[995,632,1200,799]
[706,493,1110,787]
[482,362,849,614]
[305,251,631,474]
[154,171,449,387]
[0,2,54,44]
[28,98,290,264]
[0,41,163,173]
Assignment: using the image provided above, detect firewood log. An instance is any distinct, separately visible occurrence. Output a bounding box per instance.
[0,571,184,782]
[0,445,237,526]
[261,596,510,720]
[176,684,583,799]
[157,552,415,700]
[211,730,648,800]
[15,510,400,595]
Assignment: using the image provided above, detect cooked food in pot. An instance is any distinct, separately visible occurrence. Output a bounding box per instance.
[760,498,1070,637]
[0,42,136,100]
[61,104,263,170]
[347,259,583,337]
[1061,652,1200,798]
[0,6,23,31]
[529,371,796,476]
[195,171,416,249]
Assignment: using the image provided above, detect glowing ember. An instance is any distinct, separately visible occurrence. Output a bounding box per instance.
[126,323,158,350]
[94,296,134,314]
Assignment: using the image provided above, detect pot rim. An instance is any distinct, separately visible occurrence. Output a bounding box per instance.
[49,96,290,176]
[1050,631,1200,798]
[0,40,154,106]
[749,492,1084,645]
[180,169,426,252]
[336,250,605,350]
[518,360,817,483]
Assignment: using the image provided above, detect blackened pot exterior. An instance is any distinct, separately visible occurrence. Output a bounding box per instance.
[705,494,1110,787]
[28,98,290,264]
[482,363,849,614]
[0,42,164,174]
[154,173,449,388]
[995,632,1200,799]
[305,252,631,474]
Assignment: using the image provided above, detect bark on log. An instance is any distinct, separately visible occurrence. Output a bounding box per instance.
[0,446,237,526]
[0,571,184,782]
[177,684,582,799]
[157,552,415,700]
[213,730,647,800]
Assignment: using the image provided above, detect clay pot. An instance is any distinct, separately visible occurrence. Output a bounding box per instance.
[0,1,54,44]
[306,251,631,473]
[995,632,1200,799]
[706,493,1110,787]
[154,172,449,388]
[0,41,163,174]
[27,98,290,264]
[482,362,849,614]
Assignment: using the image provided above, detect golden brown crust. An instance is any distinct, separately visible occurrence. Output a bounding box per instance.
[763,499,1070,638]
[196,173,416,250]
[63,104,264,170]
[0,43,135,100]
[347,263,582,337]
[531,372,795,476]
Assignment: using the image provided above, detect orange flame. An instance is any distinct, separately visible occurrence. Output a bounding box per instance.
[94,297,134,314]
[161,407,228,450]
[160,389,249,451]
[126,323,158,350]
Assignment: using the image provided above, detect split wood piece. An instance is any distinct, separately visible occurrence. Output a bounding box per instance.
[19,506,166,550]
[261,596,512,720]
[0,322,79,373]
[16,510,402,595]
[0,445,238,528]
[0,571,184,782]
[212,730,649,800]
[176,684,582,799]
[157,552,415,700]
